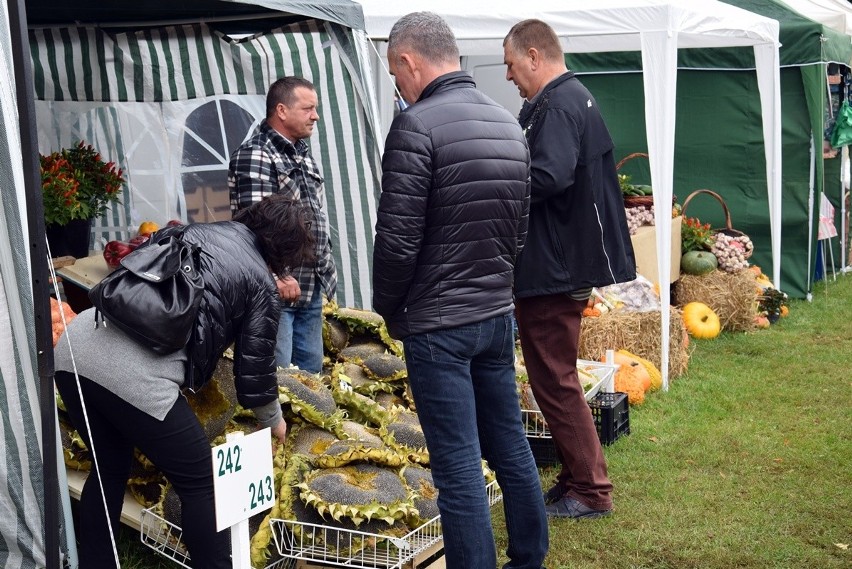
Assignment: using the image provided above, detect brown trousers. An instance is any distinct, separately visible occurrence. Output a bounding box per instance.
[516,294,613,510]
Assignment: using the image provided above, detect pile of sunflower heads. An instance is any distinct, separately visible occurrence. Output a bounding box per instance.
[59,302,497,568]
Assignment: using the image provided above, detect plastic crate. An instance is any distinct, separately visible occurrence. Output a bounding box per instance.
[527,435,559,468]
[588,391,630,446]
[526,391,630,465]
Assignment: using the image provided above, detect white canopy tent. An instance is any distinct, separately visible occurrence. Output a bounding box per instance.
[359,0,782,389]
[779,0,852,36]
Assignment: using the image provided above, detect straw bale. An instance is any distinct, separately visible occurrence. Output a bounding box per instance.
[674,270,758,332]
[578,309,691,378]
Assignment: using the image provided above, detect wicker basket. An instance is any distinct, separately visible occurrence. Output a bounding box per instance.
[616,152,654,208]
[681,189,747,239]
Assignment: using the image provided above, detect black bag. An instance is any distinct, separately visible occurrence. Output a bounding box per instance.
[89,228,205,354]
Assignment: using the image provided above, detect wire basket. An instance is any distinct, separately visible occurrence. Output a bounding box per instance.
[616,152,655,208]
[681,189,747,239]
[139,507,297,569]
[270,480,503,569]
[139,508,192,568]
[521,360,618,439]
[140,481,502,569]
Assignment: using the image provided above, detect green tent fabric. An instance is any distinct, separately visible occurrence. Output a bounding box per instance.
[25,0,364,31]
[29,19,382,308]
[1,0,47,565]
[569,0,852,298]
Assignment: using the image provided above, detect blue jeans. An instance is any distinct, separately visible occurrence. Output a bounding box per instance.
[276,283,324,373]
[403,314,548,569]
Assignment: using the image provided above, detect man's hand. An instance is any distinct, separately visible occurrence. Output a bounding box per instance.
[275,275,301,302]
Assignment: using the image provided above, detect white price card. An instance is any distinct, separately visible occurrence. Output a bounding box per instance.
[211,428,275,531]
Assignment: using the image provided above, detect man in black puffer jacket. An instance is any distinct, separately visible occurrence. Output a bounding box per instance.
[372,11,547,569]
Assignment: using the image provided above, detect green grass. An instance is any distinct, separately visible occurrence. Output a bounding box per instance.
[494,276,852,569]
[116,277,852,568]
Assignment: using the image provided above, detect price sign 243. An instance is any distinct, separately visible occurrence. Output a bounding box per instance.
[212,428,275,531]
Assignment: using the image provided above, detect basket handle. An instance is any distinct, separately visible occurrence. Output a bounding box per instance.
[680,189,734,231]
[615,152,648,171]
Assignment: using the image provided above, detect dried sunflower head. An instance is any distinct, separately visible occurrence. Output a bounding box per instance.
[277,367,344,431]
[297,463,416,526]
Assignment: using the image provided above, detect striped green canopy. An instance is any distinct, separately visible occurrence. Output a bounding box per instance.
[30,19,381,308]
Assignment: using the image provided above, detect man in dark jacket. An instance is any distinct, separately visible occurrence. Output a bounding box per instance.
[372,11,547,569]
[504,19,637,519]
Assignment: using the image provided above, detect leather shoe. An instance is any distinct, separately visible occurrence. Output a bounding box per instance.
[545,496,612,519]
[543,482,567,505]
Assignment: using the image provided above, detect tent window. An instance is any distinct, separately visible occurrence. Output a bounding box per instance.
[180,99,255,223]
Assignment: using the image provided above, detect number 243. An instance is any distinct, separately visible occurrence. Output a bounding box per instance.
[249,476,274,508]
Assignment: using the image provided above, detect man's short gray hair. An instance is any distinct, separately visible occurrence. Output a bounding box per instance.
[388,12,459,64]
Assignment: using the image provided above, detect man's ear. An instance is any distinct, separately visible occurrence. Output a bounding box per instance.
[399,52,418,75]
[275,102,288,121]
[527,47,540,70]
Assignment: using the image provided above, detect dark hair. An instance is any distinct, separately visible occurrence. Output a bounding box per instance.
[504,19,564,62]
[266,76,316,118]
[388,12,458,65]
[232,194,316,276]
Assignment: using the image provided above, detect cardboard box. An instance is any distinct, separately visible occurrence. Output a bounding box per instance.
[630,216,682,285]
[56,253,111,291]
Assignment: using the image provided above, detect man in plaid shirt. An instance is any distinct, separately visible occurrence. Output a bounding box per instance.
[229,76,337,373]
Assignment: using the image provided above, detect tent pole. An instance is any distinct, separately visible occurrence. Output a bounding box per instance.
[7,0,61,567]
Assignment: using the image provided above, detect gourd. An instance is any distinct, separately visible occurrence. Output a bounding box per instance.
[609,352,651,393]
[616,350,662,392]
[582,306,601,318]
[612,363,645,406]
[50,297,77,346]
[680,250,718,276]
[682,302,721,339]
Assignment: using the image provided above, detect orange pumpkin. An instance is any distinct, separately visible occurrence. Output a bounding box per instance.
[582,306,601,318]
[137,220,159,236]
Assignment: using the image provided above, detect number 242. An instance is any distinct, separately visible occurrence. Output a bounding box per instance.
[216,446,242,476]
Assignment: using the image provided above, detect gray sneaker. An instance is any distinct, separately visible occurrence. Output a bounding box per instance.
[545,496,612,519]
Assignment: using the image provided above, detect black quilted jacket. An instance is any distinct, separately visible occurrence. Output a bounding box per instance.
[372,71,530,339]
[178,221,280,409]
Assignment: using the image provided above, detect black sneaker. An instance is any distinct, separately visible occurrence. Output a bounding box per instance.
[543,482,567,505]
[545,496,612,519]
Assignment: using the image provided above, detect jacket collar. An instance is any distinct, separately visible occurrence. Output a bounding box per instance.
[534,71,575,102]
[519,71,576,126]
[259,119,309,156]
[417,70,475,103]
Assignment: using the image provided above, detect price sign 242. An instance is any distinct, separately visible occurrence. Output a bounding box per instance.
[212,428,275,531]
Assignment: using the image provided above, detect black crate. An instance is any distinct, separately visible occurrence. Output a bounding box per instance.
[589,391,631,446]
[526,392,630,465]
[527,435,560,467]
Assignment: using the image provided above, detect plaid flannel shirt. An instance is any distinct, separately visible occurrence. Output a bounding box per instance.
[229,120,337,307]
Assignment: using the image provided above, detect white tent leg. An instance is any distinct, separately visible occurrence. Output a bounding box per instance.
[828,237,837,280]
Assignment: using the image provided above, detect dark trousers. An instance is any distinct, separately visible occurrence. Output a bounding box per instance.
[55,371,231,569]
[515,294,613,510]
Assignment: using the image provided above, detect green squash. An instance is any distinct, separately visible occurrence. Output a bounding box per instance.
[680,251,718,276]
